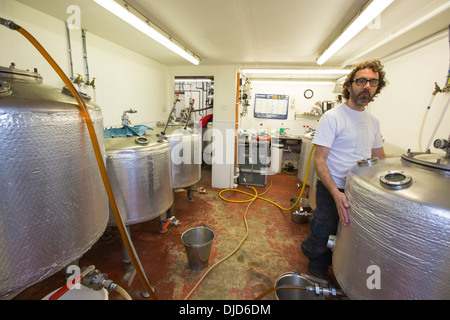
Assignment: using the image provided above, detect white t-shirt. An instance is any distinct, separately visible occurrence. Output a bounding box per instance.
[312,103,383,189]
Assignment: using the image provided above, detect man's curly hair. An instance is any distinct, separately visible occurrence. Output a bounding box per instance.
[342,60,387,100]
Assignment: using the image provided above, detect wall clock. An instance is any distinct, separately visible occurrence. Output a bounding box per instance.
[304,89,313,99]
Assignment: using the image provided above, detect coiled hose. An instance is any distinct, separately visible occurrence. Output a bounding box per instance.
[219,144,315,210]
[183,144,315,299]
[0,18,157,300]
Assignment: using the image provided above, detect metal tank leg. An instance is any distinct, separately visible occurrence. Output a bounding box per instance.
[120,226,136,286]
[185,186,196,201]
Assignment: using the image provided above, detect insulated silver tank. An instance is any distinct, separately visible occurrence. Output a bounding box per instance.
[104,132,173,225]
[164,126,201,189]
[0,65,108,299]
[331,151,450,300]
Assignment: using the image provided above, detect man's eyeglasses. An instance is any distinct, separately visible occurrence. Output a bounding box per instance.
[353,78,379,87]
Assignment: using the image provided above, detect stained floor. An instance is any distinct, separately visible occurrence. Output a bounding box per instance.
[12,165,337,301]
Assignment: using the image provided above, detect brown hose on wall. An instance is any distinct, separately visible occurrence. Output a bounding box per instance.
[0,18,157,300]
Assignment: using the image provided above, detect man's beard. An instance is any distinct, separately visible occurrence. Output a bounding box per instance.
[350,88,375,107]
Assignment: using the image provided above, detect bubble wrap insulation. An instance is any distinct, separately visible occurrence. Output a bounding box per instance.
[333,159,450,299]
[0,109,108,299]
[166,129,202,189]
[105,139,173,226]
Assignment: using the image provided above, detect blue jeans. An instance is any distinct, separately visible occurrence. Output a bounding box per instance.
[301,180,342,275]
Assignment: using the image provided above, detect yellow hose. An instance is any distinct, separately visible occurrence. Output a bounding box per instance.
[6,20,157,300]
[183,187,259,300]
[219,144,315,211]
[115,285,133,300]
[184,144,315,300]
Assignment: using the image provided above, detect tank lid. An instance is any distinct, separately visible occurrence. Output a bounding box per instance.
[0,65,43,83]
[104,134,167,151]
[401,150,450,172]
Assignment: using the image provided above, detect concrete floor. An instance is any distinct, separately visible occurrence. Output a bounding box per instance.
[13,165,338,301]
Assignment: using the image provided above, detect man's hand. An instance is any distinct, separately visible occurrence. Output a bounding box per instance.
[332,191,350,226]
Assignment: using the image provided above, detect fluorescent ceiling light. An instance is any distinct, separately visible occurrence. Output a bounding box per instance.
[174,78,212,82]
[316,0,394,65]
[343,1,450,65]
[242,69,351,75]
[251,80,335,85]
[93,0,200,65]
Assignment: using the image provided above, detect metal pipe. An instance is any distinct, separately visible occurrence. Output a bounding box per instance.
[162,94,180,135]
[65,22,74,80]
[183,98,195,129]
[82,29,90,83]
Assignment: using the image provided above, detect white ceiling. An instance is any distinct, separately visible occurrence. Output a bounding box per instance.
[14,0,450,79]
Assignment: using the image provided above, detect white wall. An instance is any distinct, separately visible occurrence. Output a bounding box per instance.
[242,81,337,135]
[169,65,238,188]
[0,0,171,128]
[369,36,450,157]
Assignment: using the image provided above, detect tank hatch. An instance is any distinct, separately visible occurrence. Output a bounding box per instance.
[401,150,450,172]
[0,64,43,83]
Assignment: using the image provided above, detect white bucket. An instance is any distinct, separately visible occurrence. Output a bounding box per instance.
[270,142,284,174]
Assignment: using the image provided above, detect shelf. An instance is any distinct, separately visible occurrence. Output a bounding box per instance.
[295,113,321,120]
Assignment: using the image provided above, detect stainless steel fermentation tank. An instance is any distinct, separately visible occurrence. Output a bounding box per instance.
[330,144,450,299]
[163,125,202,190]
[104,133,173,226]
[0,65,108,299]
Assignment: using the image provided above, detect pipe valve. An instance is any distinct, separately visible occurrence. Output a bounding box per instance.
[122,108,137,126]
[80,267,117,292]
[433,138,448,150]
[327,235,336,251]
[305,283,345,299]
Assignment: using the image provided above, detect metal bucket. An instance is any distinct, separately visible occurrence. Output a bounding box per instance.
[181,227,215,271]
[275,271,322,300]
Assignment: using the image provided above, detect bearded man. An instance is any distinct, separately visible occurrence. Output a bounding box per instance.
[301,60,387,280]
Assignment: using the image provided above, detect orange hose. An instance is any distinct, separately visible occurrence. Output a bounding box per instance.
[10,23,157,300]
[255,285,307,300]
